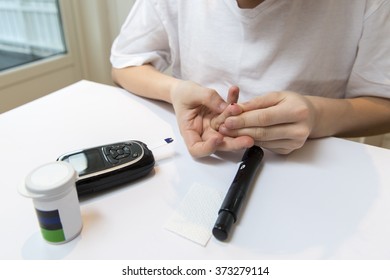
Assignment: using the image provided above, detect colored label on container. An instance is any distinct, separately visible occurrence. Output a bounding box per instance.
[35,209,65,243]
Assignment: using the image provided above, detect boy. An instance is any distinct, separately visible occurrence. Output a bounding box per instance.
[111,0,390,157]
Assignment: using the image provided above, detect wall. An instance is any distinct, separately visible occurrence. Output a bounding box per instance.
[72,0,135,85]
[107,0,136,42]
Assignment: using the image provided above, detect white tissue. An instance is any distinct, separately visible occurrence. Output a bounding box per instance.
[164,183,223,246]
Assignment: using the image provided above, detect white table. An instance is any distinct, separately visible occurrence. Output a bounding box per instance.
[1,80,390,260]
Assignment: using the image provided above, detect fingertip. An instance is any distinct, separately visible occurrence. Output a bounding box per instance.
[244,136,255,148]
[236,103,245,111]
[228,85,240,96]
[227,85,240,104]
[220,118,236,131]
[229,103,244,115]
[217,124,228,134]
[234,136,255,150]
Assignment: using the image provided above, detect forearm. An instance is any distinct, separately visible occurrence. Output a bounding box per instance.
[308,96,390,138]
[111,64,179,104]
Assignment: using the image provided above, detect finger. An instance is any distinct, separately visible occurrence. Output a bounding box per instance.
[183,131,223,158]
[216,136,255,152]
[219,123,310,142]
[210,103,244,131]
[227,86,240,104]
[260,145,294,155]
[223,105,294,130]
[219,125,307,154]
[255,139,306,154]
[239,92,284,111]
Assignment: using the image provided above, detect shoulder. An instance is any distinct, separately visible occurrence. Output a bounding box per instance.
[364,0,390,18]
[146,0,179,16]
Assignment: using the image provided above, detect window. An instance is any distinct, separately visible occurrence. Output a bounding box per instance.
[0,0,66,71]
[0,0,83,113]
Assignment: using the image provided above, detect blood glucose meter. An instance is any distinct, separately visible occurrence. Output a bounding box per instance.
[57,140,156,196]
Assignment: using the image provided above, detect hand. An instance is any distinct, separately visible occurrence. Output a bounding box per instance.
[170,81,253,157]
[217,91,316,154]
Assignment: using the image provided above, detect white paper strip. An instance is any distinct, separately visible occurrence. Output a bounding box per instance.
[164,183,223,246]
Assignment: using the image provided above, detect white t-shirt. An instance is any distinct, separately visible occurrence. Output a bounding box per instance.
[111,0,390,102]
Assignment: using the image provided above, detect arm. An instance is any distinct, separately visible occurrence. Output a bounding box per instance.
[216,91,390,154]
[309,95,390,138]
[112,64,176,103]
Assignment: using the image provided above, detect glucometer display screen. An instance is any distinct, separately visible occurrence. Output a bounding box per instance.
[63,149,106,176]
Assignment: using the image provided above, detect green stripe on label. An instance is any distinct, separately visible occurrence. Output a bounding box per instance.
[41,228,66,243]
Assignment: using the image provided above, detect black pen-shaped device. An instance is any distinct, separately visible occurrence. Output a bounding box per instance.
[213,145,264,241]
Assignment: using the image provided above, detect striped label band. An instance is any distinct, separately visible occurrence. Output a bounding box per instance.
[35,209,65,243]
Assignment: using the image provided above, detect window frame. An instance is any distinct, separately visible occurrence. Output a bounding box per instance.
[0,0,84,112]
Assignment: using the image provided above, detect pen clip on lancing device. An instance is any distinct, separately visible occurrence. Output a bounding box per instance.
[212,145,264,241]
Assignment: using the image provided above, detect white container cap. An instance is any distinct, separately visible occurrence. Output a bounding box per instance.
[20,162,77,199]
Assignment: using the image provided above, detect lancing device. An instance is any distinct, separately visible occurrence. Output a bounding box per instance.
[212,145,264,241]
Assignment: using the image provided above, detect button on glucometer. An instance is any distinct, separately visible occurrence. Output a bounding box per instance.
[116,154,129,160]
[110,149,119,158]
[106,155,119,164]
